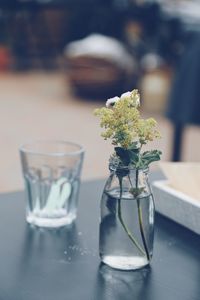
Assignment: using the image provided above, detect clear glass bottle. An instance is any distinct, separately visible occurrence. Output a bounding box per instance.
[99,162,155,270]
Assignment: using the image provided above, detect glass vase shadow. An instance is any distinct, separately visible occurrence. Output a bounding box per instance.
[20,140,84,228]
[99,165,155,270]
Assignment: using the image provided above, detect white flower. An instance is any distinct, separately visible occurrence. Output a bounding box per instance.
[134,93,140,107]
[121,90,140,107]
[120,91,131,99]
[106,96,120,107]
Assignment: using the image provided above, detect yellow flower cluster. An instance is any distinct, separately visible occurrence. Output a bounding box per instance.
[94,89,161,149]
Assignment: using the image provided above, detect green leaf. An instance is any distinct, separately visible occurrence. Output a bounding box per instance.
[140,150,162,167]
[130,187,145,198]
[129,142,139,150]
[128,144,139,165]
[115,147,130,166]
[115,147,140,167]
[115,147,161,168]
[129,150,139,165]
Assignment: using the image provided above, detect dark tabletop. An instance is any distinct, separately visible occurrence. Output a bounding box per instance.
[0,178,200,300]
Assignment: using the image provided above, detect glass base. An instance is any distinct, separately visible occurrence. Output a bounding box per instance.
[101,255,149,270]
[27,212,76,228]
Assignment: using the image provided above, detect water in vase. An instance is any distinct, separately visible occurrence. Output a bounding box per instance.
[99,188,154,270]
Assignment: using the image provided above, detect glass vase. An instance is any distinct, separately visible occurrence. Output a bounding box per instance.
[99,164,155,270]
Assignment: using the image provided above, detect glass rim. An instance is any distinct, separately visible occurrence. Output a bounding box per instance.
[19,139,85,157]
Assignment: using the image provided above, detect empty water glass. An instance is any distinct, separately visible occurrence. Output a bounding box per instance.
[20,140,84,228]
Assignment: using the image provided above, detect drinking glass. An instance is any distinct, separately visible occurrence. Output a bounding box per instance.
[20,140,84,228]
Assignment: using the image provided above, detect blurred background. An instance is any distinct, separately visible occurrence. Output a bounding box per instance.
[0,0,200,192]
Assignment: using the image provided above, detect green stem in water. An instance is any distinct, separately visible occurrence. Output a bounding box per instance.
[136,199,150,261]
[134,170,150,261]
[117,176,146,257]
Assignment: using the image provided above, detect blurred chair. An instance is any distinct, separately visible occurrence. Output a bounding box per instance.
[167,33,200,161]
[64,34,138,98]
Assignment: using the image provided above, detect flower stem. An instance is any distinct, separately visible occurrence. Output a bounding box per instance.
[135,170,150,261]
[136,199,150,261]
[117,177,146,257]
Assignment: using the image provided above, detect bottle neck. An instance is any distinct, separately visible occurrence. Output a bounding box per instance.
[109,163,149,176]
[106,164,151,198]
